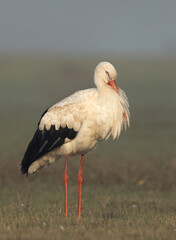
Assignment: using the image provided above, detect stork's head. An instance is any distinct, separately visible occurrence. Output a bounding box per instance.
[94,62,119,94]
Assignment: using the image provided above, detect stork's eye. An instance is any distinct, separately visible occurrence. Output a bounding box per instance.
[105,70,110,79]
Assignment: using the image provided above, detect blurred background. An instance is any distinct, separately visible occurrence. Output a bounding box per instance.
[0,0,176,190]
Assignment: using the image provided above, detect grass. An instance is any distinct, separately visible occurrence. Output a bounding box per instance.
[0,55,176,239]
[1,186,176,240]
[1,184,176,240]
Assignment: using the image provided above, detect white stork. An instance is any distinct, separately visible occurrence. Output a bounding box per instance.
[21,61,130,219]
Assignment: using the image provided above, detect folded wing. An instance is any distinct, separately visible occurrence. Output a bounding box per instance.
[21,89,98,174]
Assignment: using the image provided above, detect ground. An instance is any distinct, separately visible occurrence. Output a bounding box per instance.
[0,56,176,240]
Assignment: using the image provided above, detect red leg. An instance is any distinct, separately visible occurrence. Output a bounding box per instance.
[77,154,85,220]
[64,154,69,218]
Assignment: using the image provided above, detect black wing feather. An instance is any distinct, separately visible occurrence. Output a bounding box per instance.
[21,124,78,174]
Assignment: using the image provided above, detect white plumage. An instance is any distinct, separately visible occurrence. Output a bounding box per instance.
[22,62,129,174]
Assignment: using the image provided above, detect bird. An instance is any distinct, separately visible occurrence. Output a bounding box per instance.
[21,61,130,219]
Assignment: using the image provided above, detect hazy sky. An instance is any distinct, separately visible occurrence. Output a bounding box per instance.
[1,0,176,54]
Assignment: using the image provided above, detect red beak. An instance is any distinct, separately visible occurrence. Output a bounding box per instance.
[107,80,127,121]
[107,80,119,94]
